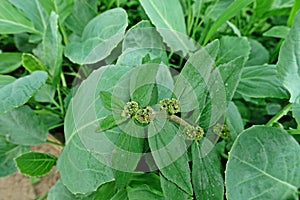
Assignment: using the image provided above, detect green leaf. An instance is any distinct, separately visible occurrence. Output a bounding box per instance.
[0,106,48,145]
[0,71,48,114]
[8,0,48,32]
[60,65,131,194]
[237,65,289,99]
[245,39,269,66]
[127,185,164,200]
[0,136,29,177]
[64,0,97,36]
[252,0,274,19]
[48,180,77,200]
[111,189,128,200]
[97,114,127,132]
[174,48,226,128]
[128,173,162,193]
[113,133,144,188]
[38,0,74,23]
[0,75,15,89]
[34,12,63,85]
[292,103,300,128]
[65,8,128,64]
[34,84,56,103]
[216,36,250,66]
[22,53,47,73]
[148,119,193,195]
[204,0,254,44]
[160,175,190,200]
[0,0,39,34]
[226,101,244,139]
[225,126,300,199]
[219,57,245,102]
[140,0,196,55]
[206,0,233,21]
[99,91,125,111]
[277,11,300,103]
[192,140,224,200]
[57,134,115,194]
[0,53,22,74]
[15,152,57,176]
[263,26,290,39]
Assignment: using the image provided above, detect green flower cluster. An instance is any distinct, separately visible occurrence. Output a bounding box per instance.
[183,125,204,140]
[159,98,180,115]
[121,101,154,124]
[121,101,139,118]
[213,123,231,139]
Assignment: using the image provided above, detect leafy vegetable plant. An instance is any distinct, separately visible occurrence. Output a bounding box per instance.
[0,0,300,199]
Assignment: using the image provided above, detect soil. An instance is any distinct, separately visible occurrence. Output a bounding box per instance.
[0,136,62,200]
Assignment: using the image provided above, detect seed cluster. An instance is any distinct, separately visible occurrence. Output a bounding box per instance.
[160,98,180,115]
[183,125,204,140]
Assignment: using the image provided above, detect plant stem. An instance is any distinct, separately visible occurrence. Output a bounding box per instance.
[57,84,65,116]
[287,129,300,135]
[266,103,294,126]
[46,139,65,147]
[37,192,48,200]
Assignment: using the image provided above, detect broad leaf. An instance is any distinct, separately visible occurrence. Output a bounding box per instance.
[226,126,300,199]
[160,175,190,200]
[245,39,269,66]
[65,8,128,64]
[148,119,193,195]
[192,140,224,200]
[0,71,48,114]
[277,11,300,103]
[237,65,289,99]
[34,12,63,85]
[34,84,56,103]
[8,0,48,32]
[206,0,233,21]
[0,53,22,74]
[0,0,39,34]
[0,75,15,89]
[216,36,250,66]
[140,0,196,55]
[65,0,97,36]
[204,0,254,44]
[113,133,144,188]
[0,106,48,145]
[48,180,77,200]
[38,0,74,23]
[0,136,29,177]
[99,91,125,111]
[15,152,57,176]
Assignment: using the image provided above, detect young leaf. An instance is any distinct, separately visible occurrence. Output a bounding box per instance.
[237,65,289,99]
[15,152,57,176]
[160,175,190,200]
[0,75,15,89]
[65,8,128,64]
[140,0,196,55]
[148,119,193,195]
[225,126,300,199]
[127,185,164,200]
[99,91,125,111]
[0,71,48,114]
[22,53,48,73]
[0,136,29,177]
[0,53,22,74]
[96,114,127,132]
[191,140,224,200]
[0,106,48,145]
[204,0,254,44]
[0,0,39,34]
[277,11,300,103]
[34,12,63,85]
